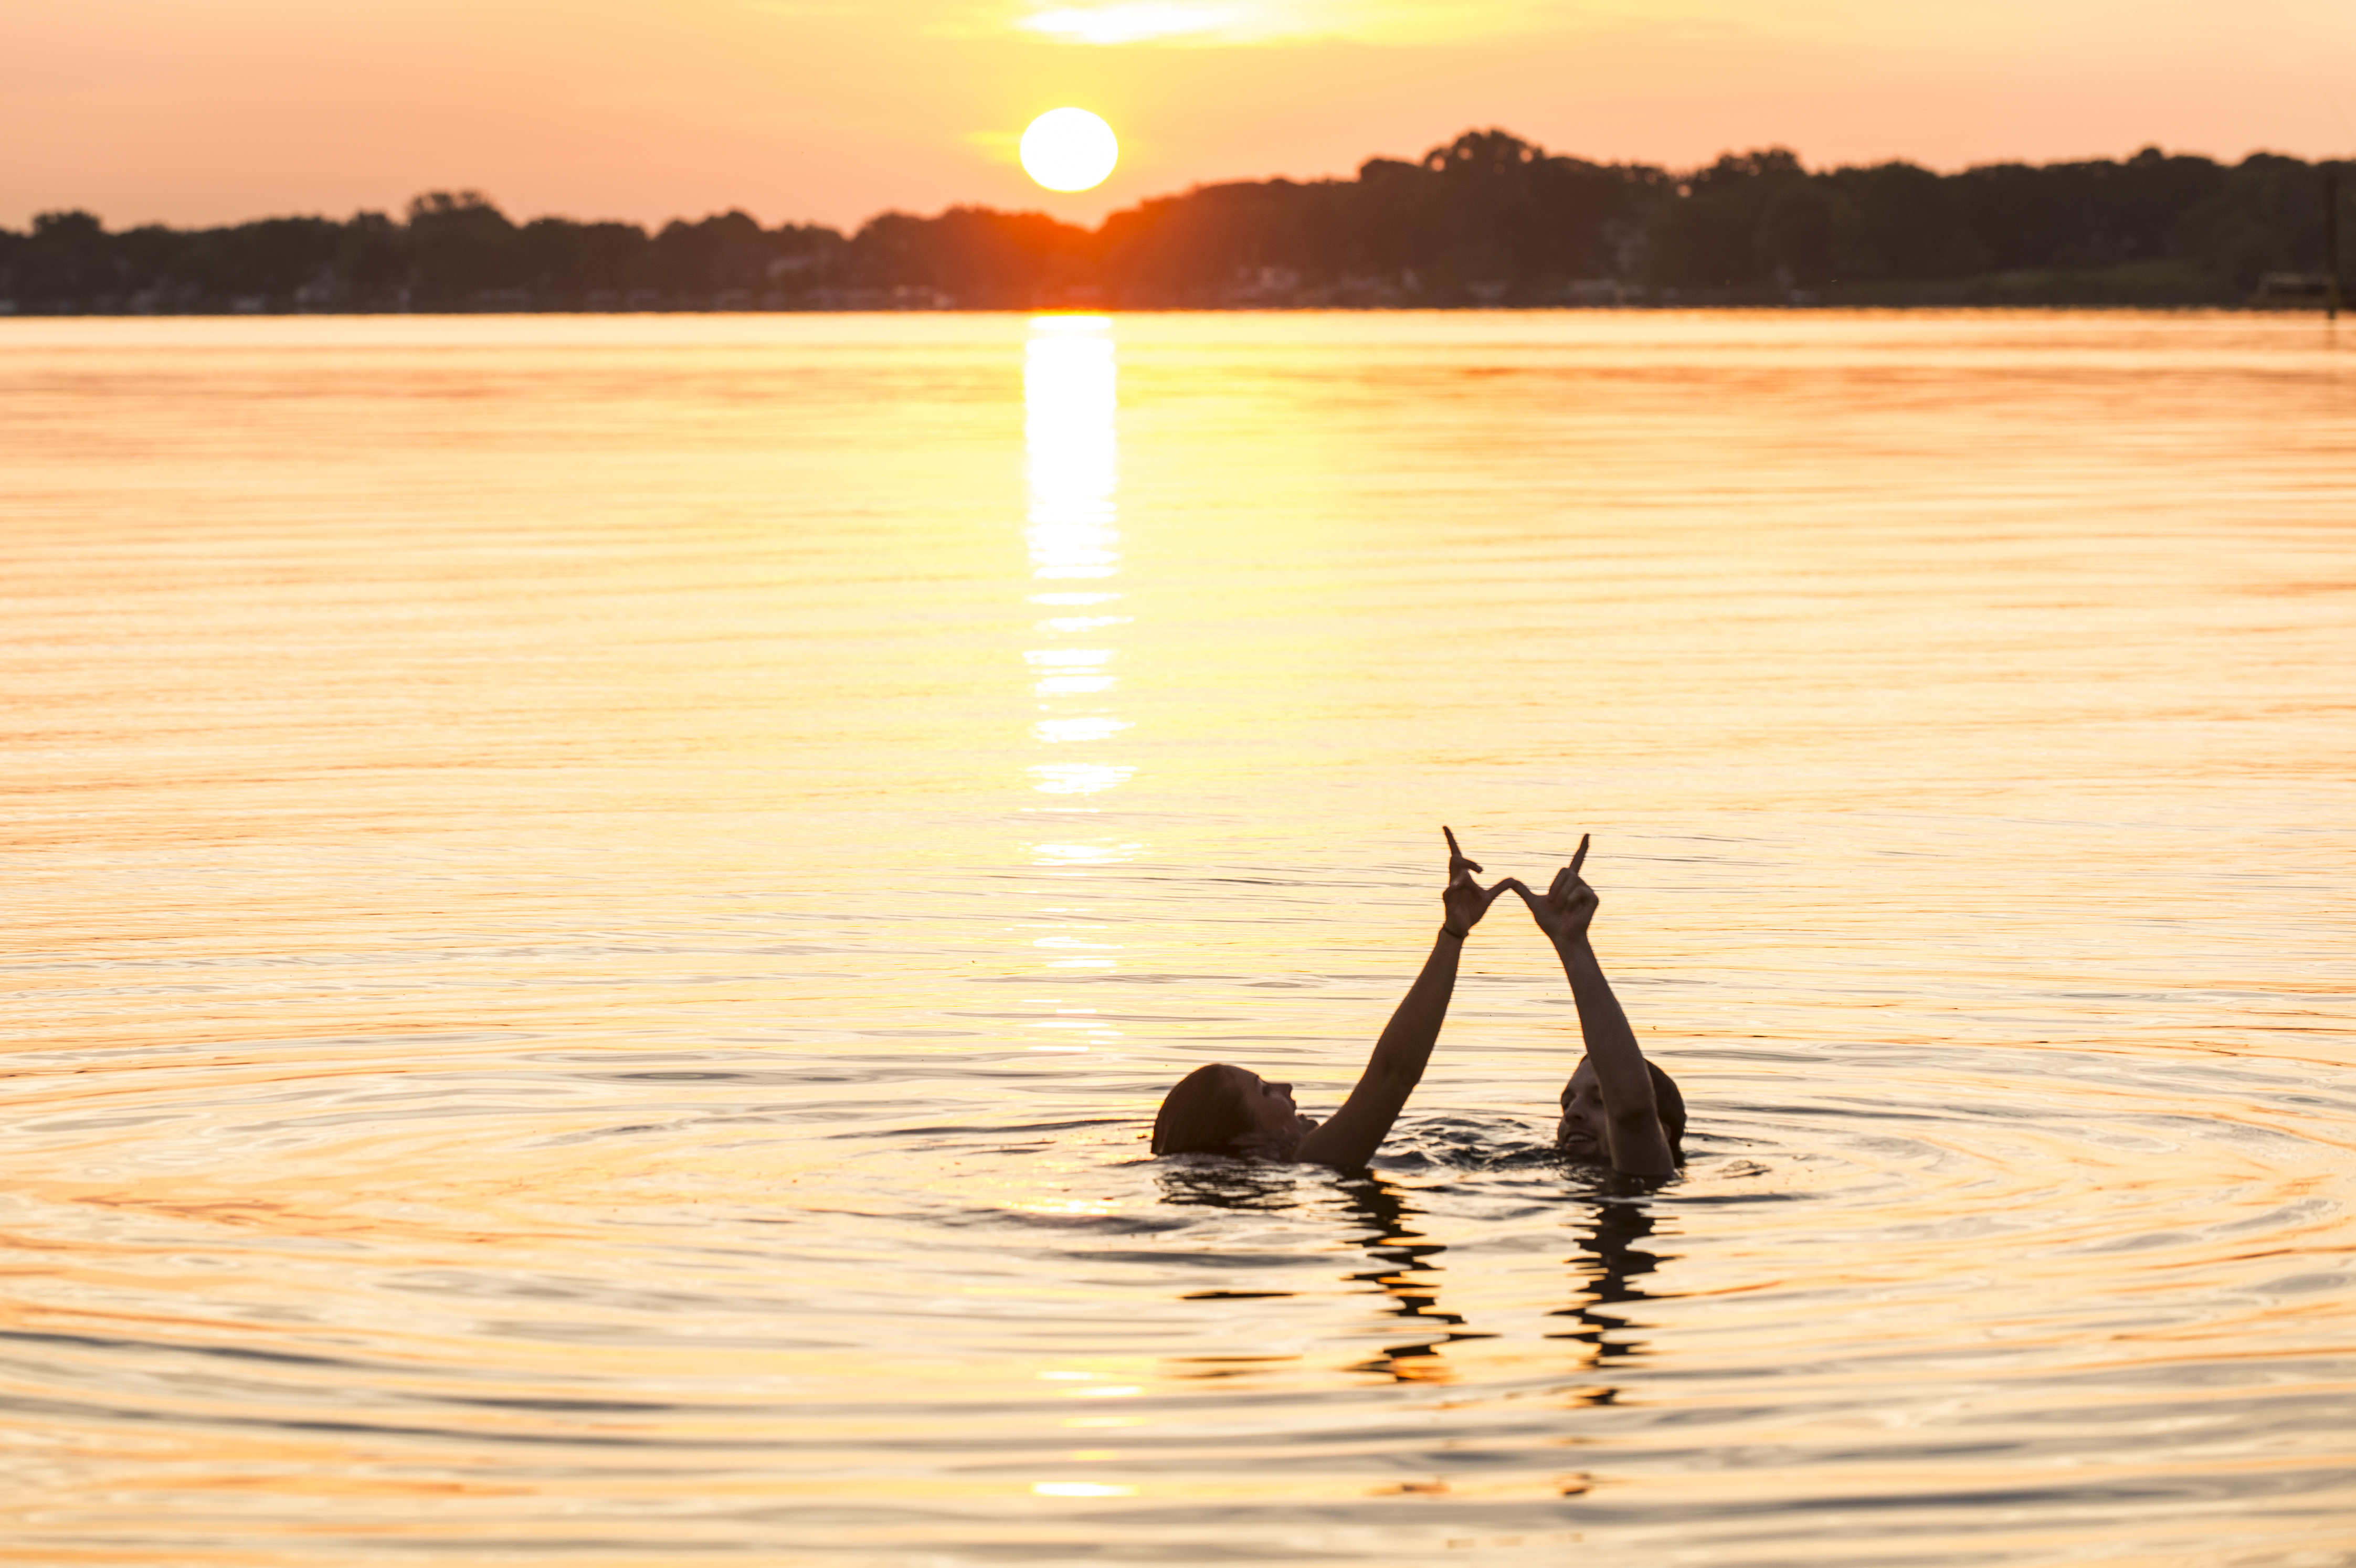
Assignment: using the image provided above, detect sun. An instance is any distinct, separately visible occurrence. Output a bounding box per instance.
[1020,108,1119,193]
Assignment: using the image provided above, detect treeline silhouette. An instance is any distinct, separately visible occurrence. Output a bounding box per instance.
[4,131,2346,313]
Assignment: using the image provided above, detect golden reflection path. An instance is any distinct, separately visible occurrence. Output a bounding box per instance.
[1013,314,1144,1496]
[1020,315,1133,1057]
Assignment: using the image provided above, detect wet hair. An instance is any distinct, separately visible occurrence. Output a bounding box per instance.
[1648,1062,1688,1161]
[1151,1064,1254,1156]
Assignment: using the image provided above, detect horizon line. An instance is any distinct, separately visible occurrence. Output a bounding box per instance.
[15,132,2347,240]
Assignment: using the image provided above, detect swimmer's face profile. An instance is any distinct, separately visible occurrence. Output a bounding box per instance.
[1558,1055,1685,1166]
[1557,1058,1607,1159]
[1225,1066,1318,1147]
[1149,1061,1320,1157]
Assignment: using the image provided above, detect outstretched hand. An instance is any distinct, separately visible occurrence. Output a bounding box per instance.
[1515,832,1599,946]
[1440,827,1516,938]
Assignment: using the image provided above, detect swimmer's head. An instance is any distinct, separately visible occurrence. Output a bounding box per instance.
[1557,1058,1685,1163]
[1151,1064,1313,1156]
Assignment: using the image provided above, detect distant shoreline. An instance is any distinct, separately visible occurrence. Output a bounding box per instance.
[2,298,2340,317]
[6,131,2346,317]
[5,282,2342,316]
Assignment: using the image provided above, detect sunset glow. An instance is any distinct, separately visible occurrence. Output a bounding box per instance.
[1020,2,1252,45]
[1016,0,1553,47]
[3,1,2352,232]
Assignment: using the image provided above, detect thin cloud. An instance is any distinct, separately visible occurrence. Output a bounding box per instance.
[964,128,1024,164]
[1011,1,1607,47]
[1018,2,1252,44]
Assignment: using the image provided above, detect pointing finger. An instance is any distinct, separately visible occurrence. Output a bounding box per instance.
[1441,825,1482,876]
[1568,833,1590,879]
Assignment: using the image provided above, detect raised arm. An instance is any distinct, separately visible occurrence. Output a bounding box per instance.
[1517,837,1677,1177]
[1293,828,1512,1170]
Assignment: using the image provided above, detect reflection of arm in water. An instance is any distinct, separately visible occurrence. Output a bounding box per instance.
[1516,836,1684,1177]
[1150,828,1514,1168]
[1551,1199,1667,1394]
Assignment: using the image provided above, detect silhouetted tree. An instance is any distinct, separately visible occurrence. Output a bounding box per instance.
[849,206,1093,305]
[11,210,116,307]
[2178,153,2339,288]
[1821,161,1953,278]
[514,217,646,300]
[0,138,2343,314]
[404,191,522,306]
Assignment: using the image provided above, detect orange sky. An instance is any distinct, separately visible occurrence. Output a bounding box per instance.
[8,0,2354,233]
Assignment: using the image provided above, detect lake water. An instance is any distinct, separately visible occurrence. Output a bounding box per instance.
[3,310,2353,1565]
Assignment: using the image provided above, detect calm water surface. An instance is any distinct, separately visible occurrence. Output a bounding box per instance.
[3,311,2353,1565]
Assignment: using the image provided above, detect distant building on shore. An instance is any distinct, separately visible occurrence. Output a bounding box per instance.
[2246,272,2341,310]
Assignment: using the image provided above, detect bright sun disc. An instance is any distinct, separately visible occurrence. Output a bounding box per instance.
[1020,108,1119,193]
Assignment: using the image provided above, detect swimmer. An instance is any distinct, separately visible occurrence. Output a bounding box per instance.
[1149,828,1517,1167]
[1518,835,1684,1177]
[1150,831,1685,1177]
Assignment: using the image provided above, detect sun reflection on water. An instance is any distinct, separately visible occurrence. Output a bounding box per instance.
[1024,325,1118,585]
[1023,321,1128,822]
[1020,315,1134,1046]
